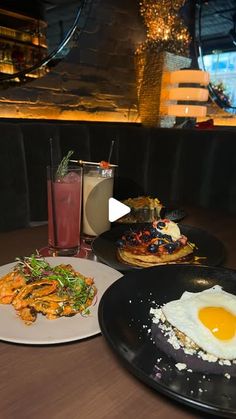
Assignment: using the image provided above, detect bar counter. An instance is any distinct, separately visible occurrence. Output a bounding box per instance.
[0,206,235,419]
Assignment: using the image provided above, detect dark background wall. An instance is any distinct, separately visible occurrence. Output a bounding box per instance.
[0,0,145,122]
[2,119,236,232]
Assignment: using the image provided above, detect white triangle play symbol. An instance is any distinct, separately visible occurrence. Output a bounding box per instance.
[108,198,131,222]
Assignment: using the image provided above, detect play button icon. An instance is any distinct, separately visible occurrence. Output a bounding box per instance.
[108,198,131,222]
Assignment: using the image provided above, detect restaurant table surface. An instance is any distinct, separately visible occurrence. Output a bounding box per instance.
[0,206,235,419]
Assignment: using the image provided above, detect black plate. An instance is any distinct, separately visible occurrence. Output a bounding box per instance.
[98,264,236,418]
[92,224,225,272]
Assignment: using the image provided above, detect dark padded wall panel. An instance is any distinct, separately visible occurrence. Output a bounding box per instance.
[59,123,90,162]
[21,123,60,221]
[113,125,151,199]
[0,124,29,231]
[1,120,236,231]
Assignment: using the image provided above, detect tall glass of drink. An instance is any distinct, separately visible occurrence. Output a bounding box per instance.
[82,163,115,240]
[47,165,83,256]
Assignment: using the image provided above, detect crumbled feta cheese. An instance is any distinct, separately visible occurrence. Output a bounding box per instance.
[224,373,231,380]
[150,307,164,323]
[219,359,231,366]
[183,347,196,355]
[198,351,218,363]
[175,362,187,371]
[150,303,236,373]
[168,336,181,350]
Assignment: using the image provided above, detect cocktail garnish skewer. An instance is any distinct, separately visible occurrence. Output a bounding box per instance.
[69,159,118,167]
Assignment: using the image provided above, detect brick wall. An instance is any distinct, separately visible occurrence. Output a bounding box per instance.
[0,0,145,122]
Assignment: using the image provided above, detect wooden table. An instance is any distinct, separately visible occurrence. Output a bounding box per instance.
[0,206,235,419]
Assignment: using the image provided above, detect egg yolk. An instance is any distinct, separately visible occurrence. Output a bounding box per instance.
[198,306,236,340]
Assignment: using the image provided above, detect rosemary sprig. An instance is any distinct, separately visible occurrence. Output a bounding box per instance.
[56,150,74,179]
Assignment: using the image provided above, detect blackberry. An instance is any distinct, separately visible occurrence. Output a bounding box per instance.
[164,243,177,254]
[147,243,158,253]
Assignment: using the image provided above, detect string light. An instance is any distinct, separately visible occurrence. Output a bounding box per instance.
[136,0,190,56]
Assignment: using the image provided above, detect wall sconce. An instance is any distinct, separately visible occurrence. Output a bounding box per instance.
[162,70,210,119]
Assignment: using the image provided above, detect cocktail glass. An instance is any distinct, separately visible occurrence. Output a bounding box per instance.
[82,163,115,241]
[47,165,83,256]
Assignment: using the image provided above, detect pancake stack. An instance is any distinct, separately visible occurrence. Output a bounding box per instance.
[117,219,195,267]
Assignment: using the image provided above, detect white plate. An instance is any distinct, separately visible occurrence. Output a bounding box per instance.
[0,257,123,345]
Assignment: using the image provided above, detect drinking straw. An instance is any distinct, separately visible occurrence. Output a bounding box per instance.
[49,138,58,246]
[108,139,115,163]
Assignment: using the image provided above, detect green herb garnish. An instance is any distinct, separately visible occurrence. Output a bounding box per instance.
[15,252,52,281]
[14,253,96,312]
[56,150,74,179]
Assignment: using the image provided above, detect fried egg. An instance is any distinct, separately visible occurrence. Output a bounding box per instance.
[162,285,236,360]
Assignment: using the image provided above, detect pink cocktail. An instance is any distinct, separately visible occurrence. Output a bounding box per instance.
[47,167,82,256]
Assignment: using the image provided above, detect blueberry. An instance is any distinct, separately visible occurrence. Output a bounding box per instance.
[147,244,158,253]
[125,232,135,241]
[162,234,173,242]
[116,239,126,248]
[157,221,166,229]
[125,231,139,243]
[164,243,177,254]
[149,227,159,238]
[141,234,151,242]
[157,239,165,245]
[149,227,156,234]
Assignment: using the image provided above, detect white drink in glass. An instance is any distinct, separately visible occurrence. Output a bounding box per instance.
[82,165,115,237]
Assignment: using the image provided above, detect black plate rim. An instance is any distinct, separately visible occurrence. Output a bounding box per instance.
[92,223,226,272]
[98,264,236,418]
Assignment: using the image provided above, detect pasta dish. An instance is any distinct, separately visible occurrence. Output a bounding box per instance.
[0,254,97,325]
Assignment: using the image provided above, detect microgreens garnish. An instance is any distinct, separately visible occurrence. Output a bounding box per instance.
[14,254,96,311]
